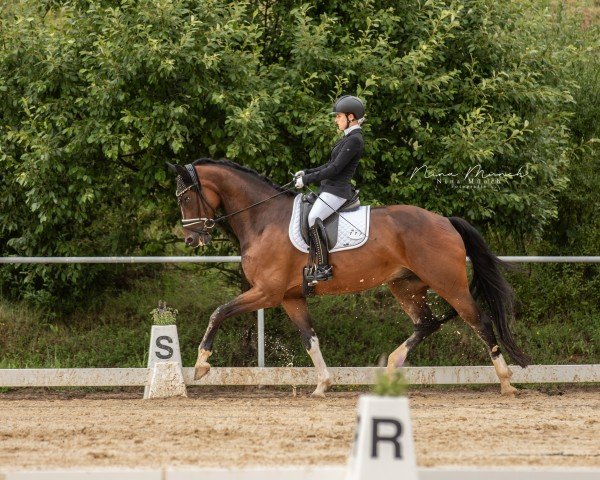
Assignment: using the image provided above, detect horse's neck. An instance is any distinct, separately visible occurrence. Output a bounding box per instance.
[215,169,292,248]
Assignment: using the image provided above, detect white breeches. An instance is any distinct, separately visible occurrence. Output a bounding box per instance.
[308,192,347,227]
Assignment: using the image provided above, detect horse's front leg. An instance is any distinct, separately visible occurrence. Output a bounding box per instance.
[281,297,332,397]
[195,287,271,380]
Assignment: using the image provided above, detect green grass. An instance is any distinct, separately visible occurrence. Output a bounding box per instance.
[0,265,234,368]
[1,263,598,370]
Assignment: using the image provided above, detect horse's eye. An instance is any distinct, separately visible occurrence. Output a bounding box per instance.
[184,196,191,204]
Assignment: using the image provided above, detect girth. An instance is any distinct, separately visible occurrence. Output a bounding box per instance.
[299,191,360,250]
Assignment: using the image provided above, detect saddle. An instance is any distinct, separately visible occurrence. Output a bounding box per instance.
[299,191,361,251]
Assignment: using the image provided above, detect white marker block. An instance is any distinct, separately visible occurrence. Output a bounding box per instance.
[146,361,187,399]
[144,324,186,399]
[346,395,418,480]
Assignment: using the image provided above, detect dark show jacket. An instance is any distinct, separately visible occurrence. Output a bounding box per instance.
[302,128,364,199]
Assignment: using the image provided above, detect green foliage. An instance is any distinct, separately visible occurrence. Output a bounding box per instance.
[0,0,594,311]
[373,370,408,396]
[507,264,600,364]
[0,266,238,368]
[150,300,178,325]
[538,3,600,255]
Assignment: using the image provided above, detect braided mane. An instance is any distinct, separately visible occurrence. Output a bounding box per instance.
[192,158,295,196]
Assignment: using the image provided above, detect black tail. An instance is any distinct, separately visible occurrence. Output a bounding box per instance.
[448,217,530,367]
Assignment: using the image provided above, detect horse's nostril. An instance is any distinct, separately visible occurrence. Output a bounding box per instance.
[185,236,194,245]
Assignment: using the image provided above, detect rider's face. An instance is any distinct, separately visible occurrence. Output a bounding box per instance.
[335,112,355,131]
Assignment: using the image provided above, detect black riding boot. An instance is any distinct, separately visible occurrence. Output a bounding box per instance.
[306,222,333,284]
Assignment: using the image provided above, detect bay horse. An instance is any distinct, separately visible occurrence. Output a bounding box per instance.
[168,159,529,396]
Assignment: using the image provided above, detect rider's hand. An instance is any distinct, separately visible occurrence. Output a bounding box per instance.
[293,170,305,178]
[294,176,304,189]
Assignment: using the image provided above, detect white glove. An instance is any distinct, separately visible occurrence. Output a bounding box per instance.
[294,176,304,189]
[293,170,305,178]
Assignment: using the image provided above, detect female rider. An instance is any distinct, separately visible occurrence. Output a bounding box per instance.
[293,95,365,283]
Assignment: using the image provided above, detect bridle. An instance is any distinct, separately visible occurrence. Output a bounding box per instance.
[176,164,295,236]
[176,164,217,235]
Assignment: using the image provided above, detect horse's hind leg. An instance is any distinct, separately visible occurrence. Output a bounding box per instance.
[386,278,447,371]
[281,297,332,397]
[455,298,517,395]
[388,274,517,395]
[433,283,517,396]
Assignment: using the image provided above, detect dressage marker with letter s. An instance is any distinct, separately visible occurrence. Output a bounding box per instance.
[346,395,418,480]
[144,324,187,399]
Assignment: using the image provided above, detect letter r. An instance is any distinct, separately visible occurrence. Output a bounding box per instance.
[371,418,403,459]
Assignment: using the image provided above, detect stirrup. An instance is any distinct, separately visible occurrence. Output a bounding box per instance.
[305,265,333,284]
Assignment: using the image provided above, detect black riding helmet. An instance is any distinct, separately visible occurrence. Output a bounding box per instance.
[330,95,365,120]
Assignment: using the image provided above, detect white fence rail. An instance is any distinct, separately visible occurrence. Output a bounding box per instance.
[1,467,599,480]
[1,365,598,388]
[0,256,243,264]
[1,255,600,264]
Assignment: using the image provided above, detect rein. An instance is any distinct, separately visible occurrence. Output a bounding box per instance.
[213,181,295,224]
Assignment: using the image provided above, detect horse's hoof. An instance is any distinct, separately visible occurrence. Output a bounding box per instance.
[501,384,518,396]
[311,378,332,397]
[194,362,211,380]
[387,347,408,370]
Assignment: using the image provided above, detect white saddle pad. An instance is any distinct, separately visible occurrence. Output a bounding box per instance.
[288,194,371,253]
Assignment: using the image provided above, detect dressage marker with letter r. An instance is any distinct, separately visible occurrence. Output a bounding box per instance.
[346,395,417,480]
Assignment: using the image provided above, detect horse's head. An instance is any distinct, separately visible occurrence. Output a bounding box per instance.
[167,162,219,248]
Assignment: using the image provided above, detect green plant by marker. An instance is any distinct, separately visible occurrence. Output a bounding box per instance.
[373,370,409,397]
[150,301,178,326]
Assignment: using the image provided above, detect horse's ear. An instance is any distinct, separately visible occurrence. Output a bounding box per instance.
[166,162,177,174]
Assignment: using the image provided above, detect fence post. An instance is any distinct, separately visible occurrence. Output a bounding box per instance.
[257,309,265,368]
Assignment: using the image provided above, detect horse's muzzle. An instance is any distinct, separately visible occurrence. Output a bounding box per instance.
[185,231,212,248]
[185,233,199,247]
